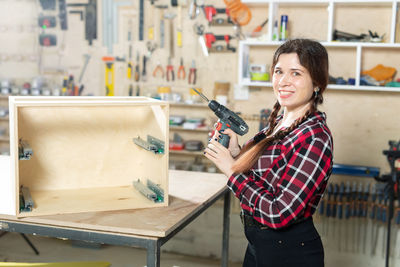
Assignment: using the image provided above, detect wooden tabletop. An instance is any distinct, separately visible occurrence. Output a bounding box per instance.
[0,170,229,238]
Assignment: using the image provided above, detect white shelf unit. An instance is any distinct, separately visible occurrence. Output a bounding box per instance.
[238,0,400,92]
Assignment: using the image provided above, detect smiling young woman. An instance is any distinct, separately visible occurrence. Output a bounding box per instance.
[203,39,333,267]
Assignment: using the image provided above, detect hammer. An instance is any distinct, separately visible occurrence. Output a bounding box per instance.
[164,13,177,58]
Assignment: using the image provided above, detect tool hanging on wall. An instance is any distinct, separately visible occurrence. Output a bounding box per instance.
[193,23,208,57]
[127,45,133,79]
[223,0,251,26]
[177,57,185,80]
[134,52,140,82]
[59,0,68,30]
[203,6,233,26]
[133,135,165,154]
[102,0,132,54]
[188,0,203,20]
[205,33,236,52]
[146,41,157,58]
[139,0,144,41]
[166,58,175,82]
[38,15,57,28]
[188,60,196,84]
[39,0,56,10]
[164,13,177,59]
[155,5,168,48]
[67,0,97,45]
[177,5,183,47]
[77,54,91,95]
[142,56,147,82]
[147,0,158,40]
[102,56,115,96]
[251,18,268,37]
[153,61,164,78]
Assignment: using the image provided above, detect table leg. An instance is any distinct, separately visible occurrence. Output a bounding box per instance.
[146,239,160,267]
[221,191,231,267]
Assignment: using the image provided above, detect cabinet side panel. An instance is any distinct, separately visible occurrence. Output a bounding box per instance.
[0,155,15,215]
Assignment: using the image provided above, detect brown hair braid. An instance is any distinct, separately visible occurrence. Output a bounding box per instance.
[232,39,329,174]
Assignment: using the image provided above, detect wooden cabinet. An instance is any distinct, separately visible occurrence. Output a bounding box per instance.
[1,96,169,217]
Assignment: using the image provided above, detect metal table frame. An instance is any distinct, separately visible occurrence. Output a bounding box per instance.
[0,190,231,267]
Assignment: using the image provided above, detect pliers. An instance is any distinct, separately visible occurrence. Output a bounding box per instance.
[166,57,175,82]
[152,61,164,78]
[188,60,196,85]
[177,57,186,80]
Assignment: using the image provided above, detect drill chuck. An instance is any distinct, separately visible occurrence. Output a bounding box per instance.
[192,88,249,147]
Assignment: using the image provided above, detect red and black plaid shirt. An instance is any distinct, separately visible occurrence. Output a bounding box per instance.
[228,111,333,229]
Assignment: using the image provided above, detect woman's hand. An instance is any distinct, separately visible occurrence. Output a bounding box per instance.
[212,128,241,158]
[204,137,236,177]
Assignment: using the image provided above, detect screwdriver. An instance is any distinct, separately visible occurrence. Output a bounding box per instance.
[127,45,133,79]
[134,52,140,82]
[251,18,268,37]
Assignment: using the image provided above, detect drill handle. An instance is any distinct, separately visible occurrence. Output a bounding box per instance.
[218,133,230,148]
[215,121,230,148]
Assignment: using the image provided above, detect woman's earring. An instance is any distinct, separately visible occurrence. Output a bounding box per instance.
[314,87,320,97]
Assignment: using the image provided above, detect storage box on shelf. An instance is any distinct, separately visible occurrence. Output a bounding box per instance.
[239,0,400,92]
[169,102,211,155]
[0,96,169,218]
[168,101,218,172]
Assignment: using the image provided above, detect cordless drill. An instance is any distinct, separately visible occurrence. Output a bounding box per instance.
[192,88,249,147]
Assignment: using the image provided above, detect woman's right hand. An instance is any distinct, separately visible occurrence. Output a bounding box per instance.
[213,128,241,158]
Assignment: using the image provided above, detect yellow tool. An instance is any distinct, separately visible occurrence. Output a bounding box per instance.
[177,5,182,47]
[62,76,68,95]
[127,45,133,79]
[102,56,115,96]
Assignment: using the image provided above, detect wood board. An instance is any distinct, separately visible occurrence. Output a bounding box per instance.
[0,170,229,237]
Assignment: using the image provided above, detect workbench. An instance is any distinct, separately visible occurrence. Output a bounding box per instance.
[0,170,231,267]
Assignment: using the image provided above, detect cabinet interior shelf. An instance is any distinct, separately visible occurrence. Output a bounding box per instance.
[170,150,204,156]
[243,0,398,4]
[242,40,400,48]
[170,126,210,132]
[170,102,208,108]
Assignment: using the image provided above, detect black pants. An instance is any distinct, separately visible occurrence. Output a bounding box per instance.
[242,217,324,267]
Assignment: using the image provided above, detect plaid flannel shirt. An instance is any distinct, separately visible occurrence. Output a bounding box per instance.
[228,111,333,229]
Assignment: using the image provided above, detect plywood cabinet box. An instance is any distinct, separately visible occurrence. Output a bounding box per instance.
[0,96,169,218]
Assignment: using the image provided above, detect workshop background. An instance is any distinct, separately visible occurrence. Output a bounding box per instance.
[1,0,400,266]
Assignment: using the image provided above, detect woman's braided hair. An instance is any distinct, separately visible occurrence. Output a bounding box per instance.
[232,39,329,173]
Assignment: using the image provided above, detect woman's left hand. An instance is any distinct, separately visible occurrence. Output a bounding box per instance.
[204,138,235,177]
